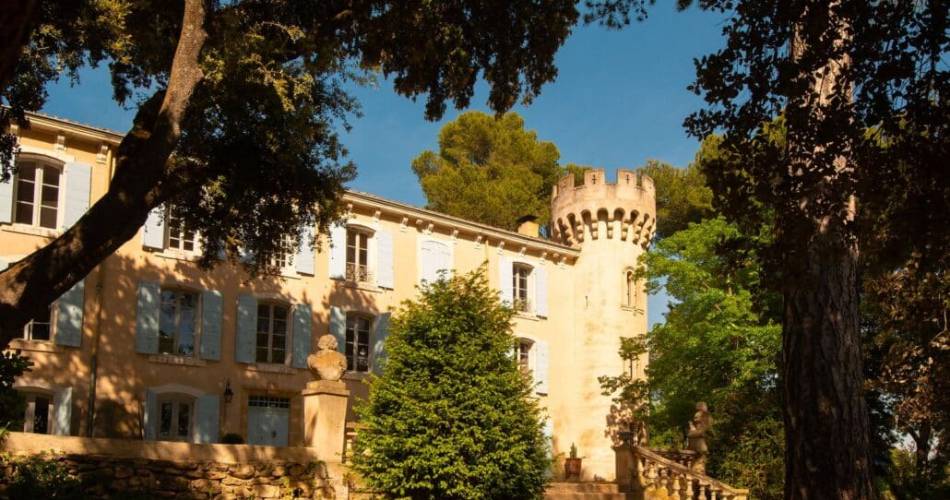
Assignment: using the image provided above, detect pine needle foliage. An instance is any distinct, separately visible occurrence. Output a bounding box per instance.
[352,268,550,500]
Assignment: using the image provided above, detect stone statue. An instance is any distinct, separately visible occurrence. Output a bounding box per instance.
[307,334,347,381]
[686,402,712,473]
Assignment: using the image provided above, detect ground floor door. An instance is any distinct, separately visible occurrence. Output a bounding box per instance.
[246,396,290,446]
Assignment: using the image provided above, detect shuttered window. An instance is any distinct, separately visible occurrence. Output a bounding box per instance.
[345,313,372,372]
[23,393,52,434]
[157,395,194,442]
[512,264,532,312]
[256,303,289,364]
[166,206,196,252]
[346,228,371,282]
[14,160,61,229]
[158,289,199,356]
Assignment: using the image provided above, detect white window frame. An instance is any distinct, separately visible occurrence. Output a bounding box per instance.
[158,288,202,357]
[512,263,534,313]
[345,225,375,284]
[156,393,195,442]
[255,301,291,365]
[11,157,65,230]
[23,303,56,342]
[164,206,200,255]
[345,312,374,373]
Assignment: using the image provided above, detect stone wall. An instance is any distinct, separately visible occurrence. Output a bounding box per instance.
[0,432,348,499]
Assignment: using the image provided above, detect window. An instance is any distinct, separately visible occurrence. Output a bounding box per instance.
[247,396,290,446]
[165,207,196,252]
[346,228,371,282]
[23,393,52,434]
[512,264,532,312]
[157,395,193,441]
[159,289,198,356]
[256,303,289,364]
[624,270,637,308]
[345,313,372,372]
[517,339,533,372]
[261,237,293,272]
[23,304,54,341]
[14,160,61,229]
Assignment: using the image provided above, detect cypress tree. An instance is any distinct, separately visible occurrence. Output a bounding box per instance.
[352,269,549,499]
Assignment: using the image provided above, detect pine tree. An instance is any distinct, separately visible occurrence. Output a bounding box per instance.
[352,269,550,500]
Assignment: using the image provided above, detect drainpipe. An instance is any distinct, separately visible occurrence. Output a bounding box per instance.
[84,145,113,436]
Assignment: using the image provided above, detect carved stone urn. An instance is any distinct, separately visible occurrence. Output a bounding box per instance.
[307,334,347,381]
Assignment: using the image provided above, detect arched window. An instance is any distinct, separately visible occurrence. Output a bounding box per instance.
[256,302,290,364]
[624,270,636,308]
[345,312,374,372]
[14,158,63,229]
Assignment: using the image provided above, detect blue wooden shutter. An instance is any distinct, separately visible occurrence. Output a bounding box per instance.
[498,256,513,305]
[134,282,161,354]
[534,339,549,395]
[235,294,257,363]
[376,229,394,289]
[144,389,158,440]
[194,394,220,444]
[62,162,91,230]
[295,225,316,275]
[55,278,85,347]
[330,306,346,354]
[200,289,223,360]
[534,265,549,318]
[0,175,13,223]
[52,387,72,436]
[142,206,165,250]
[371,312,391,375]
[328,223,346,279]
[292,303,312,368]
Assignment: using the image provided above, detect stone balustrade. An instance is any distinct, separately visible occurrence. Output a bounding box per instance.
[616,444,749,500]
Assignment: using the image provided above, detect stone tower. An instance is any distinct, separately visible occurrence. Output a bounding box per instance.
[550,168,656,479]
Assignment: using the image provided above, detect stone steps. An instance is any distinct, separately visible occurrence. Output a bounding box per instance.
[544,481,631,500]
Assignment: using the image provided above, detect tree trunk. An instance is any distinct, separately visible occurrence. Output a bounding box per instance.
[0,0,39,91]
[782,228,875,499]
[0,0,208,347]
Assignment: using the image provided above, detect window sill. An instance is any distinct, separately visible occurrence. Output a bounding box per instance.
[153,249,202,262]
[8,339,59,353]
[148,354,207,367]
[247,363,297,375]
[514,312,541,322]
[1,223,60,239]
[620,305,642,314]
[334,279,383,294]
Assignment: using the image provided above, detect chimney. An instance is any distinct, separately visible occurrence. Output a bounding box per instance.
[516,215,540,238]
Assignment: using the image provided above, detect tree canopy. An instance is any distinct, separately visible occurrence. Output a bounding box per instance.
[0,0,582,344]
[352,269,549,499]
[412,111,562,230]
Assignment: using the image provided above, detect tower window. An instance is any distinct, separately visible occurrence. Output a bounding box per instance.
[624,271,636,308]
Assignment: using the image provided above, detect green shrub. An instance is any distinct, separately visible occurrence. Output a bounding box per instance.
[1,453,83,499]
[352,269,550,499]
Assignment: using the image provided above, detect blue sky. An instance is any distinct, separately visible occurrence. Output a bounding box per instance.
[40,4,726,328]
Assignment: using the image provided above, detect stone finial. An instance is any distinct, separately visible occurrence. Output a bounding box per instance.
[307,334,347,381]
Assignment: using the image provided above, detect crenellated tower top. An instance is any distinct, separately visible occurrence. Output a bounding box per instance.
[550,168,656,248]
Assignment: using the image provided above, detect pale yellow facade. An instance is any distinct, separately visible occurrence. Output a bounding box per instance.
[1,113,655,480]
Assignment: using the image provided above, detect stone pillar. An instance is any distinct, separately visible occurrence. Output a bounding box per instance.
[614,444,635,493]
[302,380,350,462]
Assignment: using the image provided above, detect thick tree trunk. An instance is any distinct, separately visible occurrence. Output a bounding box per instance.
[0,0,39,91]
[0,0,208,347]
[782,227,875,499]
